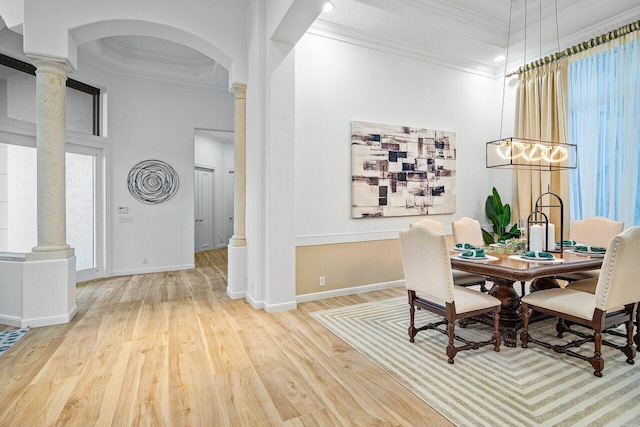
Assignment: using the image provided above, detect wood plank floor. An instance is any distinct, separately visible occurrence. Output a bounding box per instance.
[0,249,452,426]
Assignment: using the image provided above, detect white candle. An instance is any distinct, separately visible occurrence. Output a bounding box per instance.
[530,225,543,252]
[546,223,555,251]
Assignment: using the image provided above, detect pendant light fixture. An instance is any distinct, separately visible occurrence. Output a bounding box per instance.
[485,0,577,171]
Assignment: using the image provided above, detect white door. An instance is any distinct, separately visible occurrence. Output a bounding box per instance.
[224,169,234,245]
[66,144,104,282]
[194,168,214,252]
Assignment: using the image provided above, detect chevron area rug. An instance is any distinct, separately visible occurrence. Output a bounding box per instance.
[310,297,640,427]
[0,328,28,357]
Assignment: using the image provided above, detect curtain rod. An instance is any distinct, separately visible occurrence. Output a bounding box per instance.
[506,19,640,77]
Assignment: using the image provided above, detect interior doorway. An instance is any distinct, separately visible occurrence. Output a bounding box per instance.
[194,168,215,252]
[194,129,234,249]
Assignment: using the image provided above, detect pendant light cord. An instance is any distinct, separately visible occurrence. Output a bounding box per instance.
[499,0,514,139]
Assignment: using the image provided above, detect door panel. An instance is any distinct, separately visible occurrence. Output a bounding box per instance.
[195,169,214,252]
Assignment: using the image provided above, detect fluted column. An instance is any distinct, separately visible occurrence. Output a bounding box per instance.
[230,83,247,247]
[27,59,74,260]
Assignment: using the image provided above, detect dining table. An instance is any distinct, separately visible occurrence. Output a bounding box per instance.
[450,249,604,347]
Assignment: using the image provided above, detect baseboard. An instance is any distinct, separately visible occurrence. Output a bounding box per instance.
[243,293,297,312]
[226,287,245,300]
[296,279,404,303]
[110,263,195,277]
[0,314,22,327]
[264,300,297,313]
[20,305,77,328]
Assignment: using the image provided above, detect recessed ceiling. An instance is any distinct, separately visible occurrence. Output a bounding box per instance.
[78,35,229,91]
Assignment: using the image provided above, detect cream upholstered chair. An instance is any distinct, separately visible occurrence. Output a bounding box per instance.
[452,217,485,247]
[451,217,491,292]
[557,217,624,283]
[399,226,501,364]
[521,226,640,377]
[410,219,488,291]
[570,217,625,247]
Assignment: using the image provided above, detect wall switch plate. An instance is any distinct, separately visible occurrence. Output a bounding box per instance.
[118,207,128,214]
[319,276,325,286]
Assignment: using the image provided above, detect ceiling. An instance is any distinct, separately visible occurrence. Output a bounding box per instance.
[11,0,640,88]
[314,0,640,76]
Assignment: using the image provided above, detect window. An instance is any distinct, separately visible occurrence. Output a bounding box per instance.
[569,35,640,226]
[0,142,102,278]
[0,53,101,136]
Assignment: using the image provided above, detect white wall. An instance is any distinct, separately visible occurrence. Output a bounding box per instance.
[108,77,234,275]
[194,133,234,248]
[295,34,504,242]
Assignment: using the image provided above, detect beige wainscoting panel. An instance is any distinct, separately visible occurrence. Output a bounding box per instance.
[296,235,455,296]
[296,239,403,296]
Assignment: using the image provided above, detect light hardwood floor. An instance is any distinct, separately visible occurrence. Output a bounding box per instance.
[0,249,452,426]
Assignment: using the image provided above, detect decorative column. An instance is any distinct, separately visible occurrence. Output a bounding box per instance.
[227,82,248,299]
[27,60,74,260]
[230,83,247,247]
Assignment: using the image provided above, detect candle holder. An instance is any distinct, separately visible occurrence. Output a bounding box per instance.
[526,211,549,252]
[534,189,564,253]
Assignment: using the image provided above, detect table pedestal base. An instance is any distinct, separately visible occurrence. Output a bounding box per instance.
[465,277,562,347]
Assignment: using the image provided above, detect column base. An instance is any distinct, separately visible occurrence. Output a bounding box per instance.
[227,244,247,299]
[0,255,77,328]
[27,246,75,260]
[230,235,246,247]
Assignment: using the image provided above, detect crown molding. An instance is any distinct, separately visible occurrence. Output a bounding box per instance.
[308,20,502,79]
[211,0,251,8]
[356,0,506,35]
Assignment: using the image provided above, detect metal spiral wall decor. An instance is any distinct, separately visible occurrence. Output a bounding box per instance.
[127,160,179,204]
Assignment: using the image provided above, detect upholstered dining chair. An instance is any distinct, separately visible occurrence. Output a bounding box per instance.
[520,226,640,377]
[411,218,489,292]
[452,217,485,247]
[557,217,624,283]
[399,226,501,364]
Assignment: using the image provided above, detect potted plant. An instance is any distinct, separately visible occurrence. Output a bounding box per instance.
[482,187,520,244]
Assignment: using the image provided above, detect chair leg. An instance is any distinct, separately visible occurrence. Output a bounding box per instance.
[590,331,604,377]
[520,281,526,296]
[623,318,636,365]
[492,309,501,352]
[556,319,569,338]
[408,299,417,343]
[446,321,457,364]
[520,303,530,348]
[635,305,640,351]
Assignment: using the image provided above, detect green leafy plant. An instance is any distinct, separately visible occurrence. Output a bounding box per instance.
[482,187,520,244]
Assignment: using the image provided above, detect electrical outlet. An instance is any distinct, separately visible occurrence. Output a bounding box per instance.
[319,276,325,286]
[143,258,148,265]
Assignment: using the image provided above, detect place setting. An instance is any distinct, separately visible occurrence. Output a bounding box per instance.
[450,247,498,263]
[566,244,607,257]
[509,250,565,263]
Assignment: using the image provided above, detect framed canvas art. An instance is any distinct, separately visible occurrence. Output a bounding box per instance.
[352,121,456,218]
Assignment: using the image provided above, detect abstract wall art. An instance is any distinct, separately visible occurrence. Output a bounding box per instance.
[352,121,456,218]
[127,159,180,205]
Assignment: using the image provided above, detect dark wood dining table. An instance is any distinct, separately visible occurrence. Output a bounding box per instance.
[450,250,604,347]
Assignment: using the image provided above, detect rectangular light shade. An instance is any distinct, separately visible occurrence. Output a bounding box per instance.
[486,137,577,170]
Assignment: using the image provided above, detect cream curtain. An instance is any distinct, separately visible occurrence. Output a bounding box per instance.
[513,61,570,239]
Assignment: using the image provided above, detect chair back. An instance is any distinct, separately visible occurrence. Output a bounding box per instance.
[399,226,455,303]
[570,217,624,247]
[594,226,640,312]
[410,218,445,234]
[452,217,484,246]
